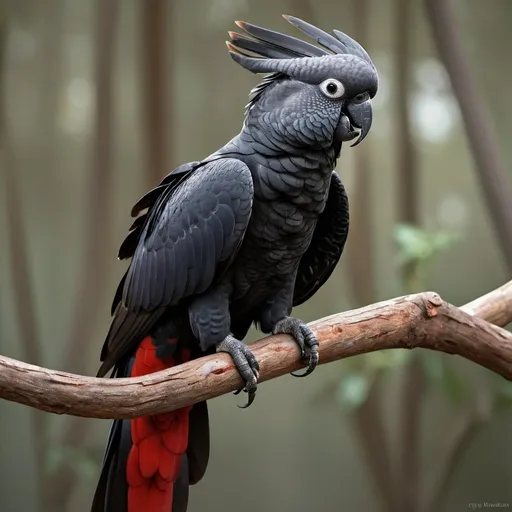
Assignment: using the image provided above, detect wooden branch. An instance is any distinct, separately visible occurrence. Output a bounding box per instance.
[0,282,511,420]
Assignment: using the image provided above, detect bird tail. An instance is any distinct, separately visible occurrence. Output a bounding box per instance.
[91,336,210,512]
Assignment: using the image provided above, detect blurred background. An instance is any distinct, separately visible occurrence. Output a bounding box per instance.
[1,0,512,511]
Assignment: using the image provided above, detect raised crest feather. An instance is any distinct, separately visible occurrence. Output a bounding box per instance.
[227,15,376,112]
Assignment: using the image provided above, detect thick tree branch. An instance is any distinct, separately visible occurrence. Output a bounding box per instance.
[0,282,511,419]
[461,280,512,326]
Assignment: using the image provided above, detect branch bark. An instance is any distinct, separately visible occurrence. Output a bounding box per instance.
[0,282,511,420]
[425,0,512,272]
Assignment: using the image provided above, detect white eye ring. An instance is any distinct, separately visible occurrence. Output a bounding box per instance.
[319,78,345,99]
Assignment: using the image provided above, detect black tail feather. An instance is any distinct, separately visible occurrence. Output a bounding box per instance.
[171,455,190,512]
[91,360,133,512]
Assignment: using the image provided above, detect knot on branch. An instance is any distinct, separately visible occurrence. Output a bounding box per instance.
[423,292,444,318]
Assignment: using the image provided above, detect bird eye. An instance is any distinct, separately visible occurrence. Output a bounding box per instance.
[319,78,345,99]
[353,92,370,104]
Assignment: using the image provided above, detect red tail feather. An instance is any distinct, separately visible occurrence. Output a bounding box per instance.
[127,336,191,512]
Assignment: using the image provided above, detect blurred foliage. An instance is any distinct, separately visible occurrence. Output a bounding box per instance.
[334,223,464,411]
[395,224,463,300]
[394,224,463,280]
[336,350,411,409]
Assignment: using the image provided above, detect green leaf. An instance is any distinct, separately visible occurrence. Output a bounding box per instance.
[394,224,462,268]
[394,224,433,265]
[429,231,462,252]
[336,372,371,410]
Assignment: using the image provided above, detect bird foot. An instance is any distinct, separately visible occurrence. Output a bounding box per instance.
[216,335,260,408]
[272,317,319,377]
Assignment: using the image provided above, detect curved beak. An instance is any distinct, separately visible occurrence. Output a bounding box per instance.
[345,100,373,147]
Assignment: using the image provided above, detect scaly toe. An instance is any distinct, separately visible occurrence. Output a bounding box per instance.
[217,335,260,408]
[273,317,319,378]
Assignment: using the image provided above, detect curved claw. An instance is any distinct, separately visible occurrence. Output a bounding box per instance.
[273,317,319,378]
[237,385,257,409]
[232,377,258,408]
[291,343,318,377]
[217,335,260,408]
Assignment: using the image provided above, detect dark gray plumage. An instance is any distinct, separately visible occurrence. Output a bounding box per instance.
[93,14,377,512]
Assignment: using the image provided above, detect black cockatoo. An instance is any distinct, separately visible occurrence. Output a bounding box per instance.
[91,14,378,512]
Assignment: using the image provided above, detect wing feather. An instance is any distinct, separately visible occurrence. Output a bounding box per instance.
[100,158,253,372]
[123,158,253,312]
[293,172,349,306]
